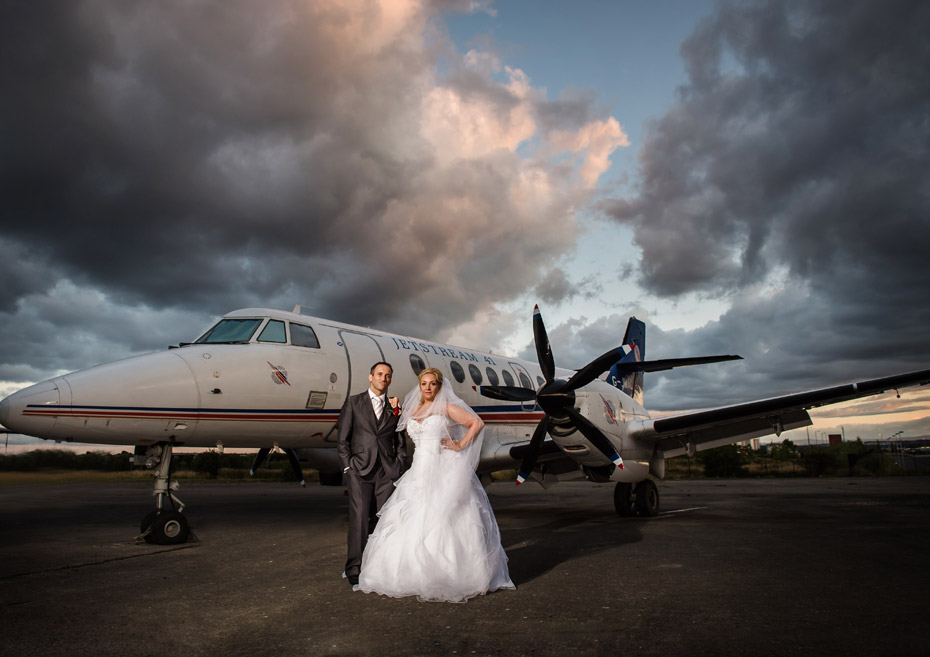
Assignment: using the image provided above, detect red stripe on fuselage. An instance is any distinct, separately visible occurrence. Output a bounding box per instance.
[22,408,543,424]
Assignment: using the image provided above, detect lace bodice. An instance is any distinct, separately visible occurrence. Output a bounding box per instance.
[406,415,446,446]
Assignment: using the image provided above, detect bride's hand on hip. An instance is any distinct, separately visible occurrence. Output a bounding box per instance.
[440,438,462,451]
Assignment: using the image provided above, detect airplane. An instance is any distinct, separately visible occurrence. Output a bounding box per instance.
[1,304,928,546]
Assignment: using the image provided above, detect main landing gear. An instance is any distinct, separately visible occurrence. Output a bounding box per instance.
[136,443,191,545]
[614,479,660,517]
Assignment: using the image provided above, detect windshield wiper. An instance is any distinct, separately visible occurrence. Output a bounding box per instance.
[208,340,250,345]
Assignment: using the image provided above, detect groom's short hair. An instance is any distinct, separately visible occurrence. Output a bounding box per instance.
[370,361,393,375]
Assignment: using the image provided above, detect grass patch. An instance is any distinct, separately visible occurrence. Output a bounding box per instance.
[0,467,307,486]
[0,469,150,486]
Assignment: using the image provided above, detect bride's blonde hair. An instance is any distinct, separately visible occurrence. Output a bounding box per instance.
[417,367,444,402]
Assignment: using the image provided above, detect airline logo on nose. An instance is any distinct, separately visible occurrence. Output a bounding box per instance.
[268,362,291,386]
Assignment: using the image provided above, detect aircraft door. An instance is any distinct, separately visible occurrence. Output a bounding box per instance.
[338,331,387,398]
[507,362,538,412]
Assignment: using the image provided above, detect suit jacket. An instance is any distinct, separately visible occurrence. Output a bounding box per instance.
[337,391,407,479]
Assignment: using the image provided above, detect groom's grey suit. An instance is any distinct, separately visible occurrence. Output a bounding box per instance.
[338,389,407,579]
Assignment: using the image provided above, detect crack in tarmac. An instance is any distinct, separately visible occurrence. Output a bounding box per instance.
[0,543,198,581]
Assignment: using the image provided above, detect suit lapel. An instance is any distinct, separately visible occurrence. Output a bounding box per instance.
[362,392,378,429]
[364,391,385,430]
[376,397,388,429]
[364,391,394,431]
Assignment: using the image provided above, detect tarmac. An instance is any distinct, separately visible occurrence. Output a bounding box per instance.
[1,477,928,657]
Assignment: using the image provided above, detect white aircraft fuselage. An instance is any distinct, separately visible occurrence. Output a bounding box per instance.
[0,307,655,483]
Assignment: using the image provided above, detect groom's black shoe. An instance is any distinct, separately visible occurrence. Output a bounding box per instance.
[347,573,359,588]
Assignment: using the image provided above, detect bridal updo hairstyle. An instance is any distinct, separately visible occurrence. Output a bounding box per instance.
[417,367,444,402]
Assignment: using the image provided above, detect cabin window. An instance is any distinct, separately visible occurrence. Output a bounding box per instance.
[536,376,544,387]
[501,370,515,387]
[485,367,499,386]
[410,354,426,375]
[518,372,533,389]
[258,320,287,343]
[290,323,320,348]
[195,318,262,343]
[449,361,466,383]
[468,364,482,385]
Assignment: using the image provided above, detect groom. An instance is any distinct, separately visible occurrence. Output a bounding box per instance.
[337,361,406,589]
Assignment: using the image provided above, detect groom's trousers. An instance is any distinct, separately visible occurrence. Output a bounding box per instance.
[345,461,395,577]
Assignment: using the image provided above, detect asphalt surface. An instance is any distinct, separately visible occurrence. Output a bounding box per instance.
[1,477,928,657]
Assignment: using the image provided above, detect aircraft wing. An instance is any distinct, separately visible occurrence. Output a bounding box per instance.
[632,368,930,458]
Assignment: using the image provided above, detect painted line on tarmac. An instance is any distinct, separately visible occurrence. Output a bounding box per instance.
[657,506,707,517]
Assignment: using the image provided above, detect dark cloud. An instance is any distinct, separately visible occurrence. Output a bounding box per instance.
[605,0,930,299]
[586,0,930,414]
[533,268,603,306]
[0,1,626,385]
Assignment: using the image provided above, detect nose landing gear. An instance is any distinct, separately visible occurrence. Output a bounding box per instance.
[136,443,191,545]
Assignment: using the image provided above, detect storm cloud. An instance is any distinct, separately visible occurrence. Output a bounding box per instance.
[3,0,928,442]
[0,0,626,386]
[556,0,930,425]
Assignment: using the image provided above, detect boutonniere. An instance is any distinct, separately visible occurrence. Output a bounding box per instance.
[387,397,401,417]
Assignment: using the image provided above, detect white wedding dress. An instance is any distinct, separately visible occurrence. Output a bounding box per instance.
[358,414,515,602]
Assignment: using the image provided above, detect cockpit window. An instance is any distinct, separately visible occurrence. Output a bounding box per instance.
[290,323,320,348]
[258,320,287,343]
[196,318,262,344]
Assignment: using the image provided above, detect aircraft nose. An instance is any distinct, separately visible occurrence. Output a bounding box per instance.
[0,379,61,438]
[0,394,10,430]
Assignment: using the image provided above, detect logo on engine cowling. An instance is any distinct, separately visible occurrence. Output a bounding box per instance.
[600,394,618,425]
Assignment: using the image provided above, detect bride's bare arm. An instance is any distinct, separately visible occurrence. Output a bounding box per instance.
[441,404,484,451]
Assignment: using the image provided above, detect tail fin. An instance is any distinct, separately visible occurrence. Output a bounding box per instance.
[608,317,645,404]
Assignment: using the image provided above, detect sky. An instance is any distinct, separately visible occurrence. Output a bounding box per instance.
[2,0,930,452]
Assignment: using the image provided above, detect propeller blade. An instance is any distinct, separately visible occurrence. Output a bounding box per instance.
[533,305,555,384]
[564,406,624,470]
[283,448,306,487]
[249,447,271,476]
[612,354,742,374]
[563,344,634,392]
[516,417,550,485]
[475,385,537,402]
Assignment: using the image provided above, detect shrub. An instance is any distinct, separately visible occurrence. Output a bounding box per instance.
[801,448,836,476]
[700,444,748,478]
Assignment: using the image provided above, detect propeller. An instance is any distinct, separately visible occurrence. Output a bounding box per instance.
[250,447,306,487]
[478,305,742,484]
[479,305,625,484]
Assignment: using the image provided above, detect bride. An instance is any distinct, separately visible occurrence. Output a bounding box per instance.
[357,367,515,602]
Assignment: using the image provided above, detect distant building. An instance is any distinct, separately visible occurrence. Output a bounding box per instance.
[828,434,842,448]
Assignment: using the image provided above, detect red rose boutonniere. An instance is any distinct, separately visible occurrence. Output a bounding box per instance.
[387,397,401,417]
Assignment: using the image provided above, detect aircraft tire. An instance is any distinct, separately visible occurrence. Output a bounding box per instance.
[146,511,191,545]
[140,510,159,534]
[634,480,660,517]
[613,482,635,516]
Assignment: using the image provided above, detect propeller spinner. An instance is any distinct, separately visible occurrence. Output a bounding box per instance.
[478,305,625,484]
